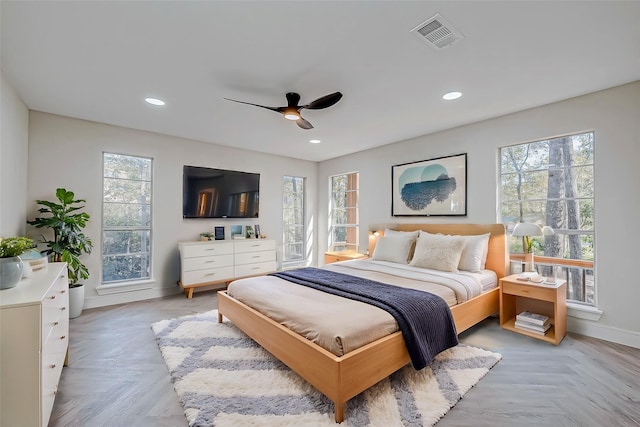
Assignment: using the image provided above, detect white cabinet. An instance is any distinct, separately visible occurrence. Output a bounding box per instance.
[178,240,276,298]
[0,262,69,427]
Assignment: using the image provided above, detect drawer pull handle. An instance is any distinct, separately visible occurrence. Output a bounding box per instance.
[61,307,66,311]
[61,290,66,294]
[50,295,56,299]
[205,248,216,251]
[50,364,56,369]
[205,261,216,263]
[205,273,216,276]
[60,335,66,340]
[252,255,261,258]
[53,321,59,326]
[252,267,260,270]
[251,244,260,247]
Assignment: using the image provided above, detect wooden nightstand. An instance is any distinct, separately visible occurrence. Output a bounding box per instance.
[324,250,368,265]
[499,274,567,345]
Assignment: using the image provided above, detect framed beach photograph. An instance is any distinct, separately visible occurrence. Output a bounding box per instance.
[392,153,467,216]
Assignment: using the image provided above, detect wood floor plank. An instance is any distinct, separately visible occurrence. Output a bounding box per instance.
[49,292,640,426]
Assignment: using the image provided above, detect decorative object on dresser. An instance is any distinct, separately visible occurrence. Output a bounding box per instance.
[392,153,467,216]
[153,310,502,427]
[1,263,69,427]
[214,226,225,240]
[0,236,36,289]
[511,222,554,272]
[177,239,276,299]
[27,188,93,318]
[499,274,566,344]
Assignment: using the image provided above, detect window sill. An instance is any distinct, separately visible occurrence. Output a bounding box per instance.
[567,302,603,321]
[96,280,155,295]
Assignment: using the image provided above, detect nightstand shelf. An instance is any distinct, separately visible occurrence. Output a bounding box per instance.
[499,274,567,345]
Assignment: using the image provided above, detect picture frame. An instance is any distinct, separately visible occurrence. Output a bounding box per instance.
[214,226,225,240]
[245,225,255,238]
[392,153,467,216]
[231,225,244,239]
[254,224,260,238]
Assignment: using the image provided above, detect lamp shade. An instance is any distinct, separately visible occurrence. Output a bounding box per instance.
[512,223,543,237]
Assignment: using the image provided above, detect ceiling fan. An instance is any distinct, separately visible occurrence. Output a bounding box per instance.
[224,91,343,130]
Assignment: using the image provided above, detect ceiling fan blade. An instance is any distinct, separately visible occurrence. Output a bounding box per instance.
[296,117,313,130]
[302,91,343,110]
[223,98,281,113]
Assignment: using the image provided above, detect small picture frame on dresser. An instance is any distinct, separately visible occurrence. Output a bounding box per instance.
[214,226,225,240]
[254,224,260,238]
[246,226,255,238]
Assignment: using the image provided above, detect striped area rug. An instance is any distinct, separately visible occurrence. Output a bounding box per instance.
[152,310,501,427]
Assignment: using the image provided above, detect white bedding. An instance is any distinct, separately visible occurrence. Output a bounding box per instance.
[226,259,497,356]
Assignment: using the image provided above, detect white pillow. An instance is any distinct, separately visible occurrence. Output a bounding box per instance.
[383,229,419,240]
[458,233,491,272]
[410,233,466,272]
[371,236,415,264]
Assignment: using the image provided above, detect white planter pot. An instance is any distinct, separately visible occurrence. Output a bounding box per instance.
[69,284,85,318]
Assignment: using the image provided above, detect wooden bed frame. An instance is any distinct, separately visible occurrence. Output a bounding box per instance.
[217,223,507,423]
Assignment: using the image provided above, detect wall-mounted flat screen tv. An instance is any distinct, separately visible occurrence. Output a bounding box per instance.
[183,165,259,218]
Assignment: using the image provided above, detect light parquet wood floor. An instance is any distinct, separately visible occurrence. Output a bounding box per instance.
[49,291,640,427]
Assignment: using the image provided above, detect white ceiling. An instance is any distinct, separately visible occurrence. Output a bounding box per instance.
[2,1,639,162]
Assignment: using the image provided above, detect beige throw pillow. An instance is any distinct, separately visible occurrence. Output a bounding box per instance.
[410,233,466,272]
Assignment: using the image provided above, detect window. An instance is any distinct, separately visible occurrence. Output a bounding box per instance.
[282,176,305,267]
[500,132,595,304]
[102,153,152,283]
[329,172,359,252]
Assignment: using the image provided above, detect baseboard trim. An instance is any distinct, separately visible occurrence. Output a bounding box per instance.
[568,317,640,349]
[84,286,182,309]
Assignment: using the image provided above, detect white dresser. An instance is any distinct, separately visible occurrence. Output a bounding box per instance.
[178,239,276,298]
[0,262,69,427]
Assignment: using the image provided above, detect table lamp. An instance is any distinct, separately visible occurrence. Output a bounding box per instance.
[512,223,554,272]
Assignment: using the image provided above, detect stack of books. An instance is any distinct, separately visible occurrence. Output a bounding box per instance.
[515,311,551,335]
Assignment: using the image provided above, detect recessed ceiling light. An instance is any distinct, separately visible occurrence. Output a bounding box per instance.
[309,139,321,144]
[442,91,462,101]
[145,97,165,106]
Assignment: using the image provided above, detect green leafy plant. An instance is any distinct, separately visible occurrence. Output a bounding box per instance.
[0,236,35,258]
[27,188,93,286]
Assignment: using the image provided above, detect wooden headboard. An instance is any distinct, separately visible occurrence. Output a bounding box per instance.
[368,223,508,278]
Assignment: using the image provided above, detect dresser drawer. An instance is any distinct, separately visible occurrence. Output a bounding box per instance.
[181,242,234,258]
[234,250,277,266]
[182,254,234,271]
[234,239,276,253]
[41,350,66,427]
[502,281,556,302]
[235,260,276,278]
[41,278,69,348]
[182,266,235,285]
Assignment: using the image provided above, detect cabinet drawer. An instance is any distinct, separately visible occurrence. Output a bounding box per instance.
[43,317,69,355]
[42,281,69,348]
[235,261,276,278]
[182,266,234,285]
[182,242,234,258]
[41,350,66,427]
[234,239,276,253]
[502,281,555,301]
[235,250,276,266]
[182,254,234,271]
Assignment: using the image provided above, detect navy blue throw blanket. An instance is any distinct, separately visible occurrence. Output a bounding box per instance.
[270,267,458,370]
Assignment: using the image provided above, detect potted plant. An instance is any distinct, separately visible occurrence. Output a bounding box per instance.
[0,236,36,289]
[27,188,93,318]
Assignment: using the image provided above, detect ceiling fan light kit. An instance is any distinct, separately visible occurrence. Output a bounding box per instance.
[224,91,342,130]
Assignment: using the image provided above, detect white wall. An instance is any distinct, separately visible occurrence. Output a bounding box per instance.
[319,81,640,348]
[0,71,29,237]
[27,112,318,307]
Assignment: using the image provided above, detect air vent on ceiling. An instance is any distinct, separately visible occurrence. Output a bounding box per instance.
[410,13,464,50]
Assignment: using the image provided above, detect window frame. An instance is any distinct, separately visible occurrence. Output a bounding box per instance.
[282,175,306,268]
[101,152,153,285]
[329,171,359,252]
[499,131,595,305]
